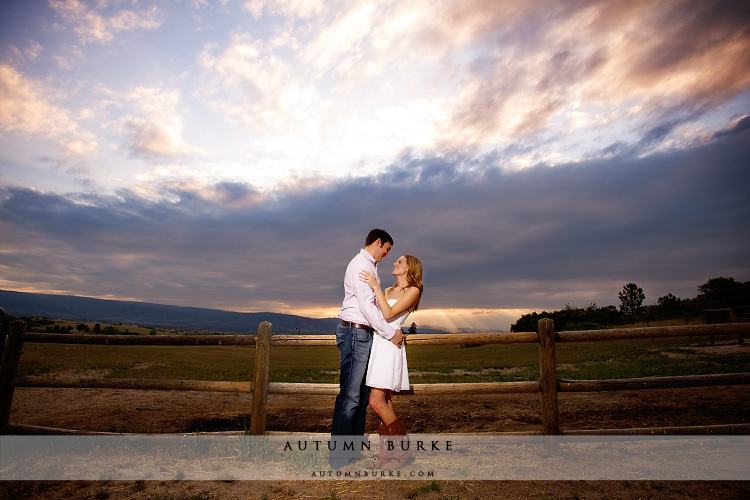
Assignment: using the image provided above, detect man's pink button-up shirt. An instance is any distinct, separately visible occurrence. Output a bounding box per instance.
[338,249,396,340]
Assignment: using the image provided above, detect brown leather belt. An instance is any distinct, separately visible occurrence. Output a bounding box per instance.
[340,320,373,333]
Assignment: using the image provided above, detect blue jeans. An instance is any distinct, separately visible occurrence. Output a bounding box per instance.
[330,324,372,466]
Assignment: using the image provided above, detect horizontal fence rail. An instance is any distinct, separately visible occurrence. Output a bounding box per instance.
[18,332,259,346]
[19,323,744,346]
[556,323,747,342]
[12,376,253,393]
[558,373,750,392]
[9,377,543,396]
[18,331,540,346]
[1,318,748,436]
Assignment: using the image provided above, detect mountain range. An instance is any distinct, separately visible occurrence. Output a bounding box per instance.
[0,289,448,334]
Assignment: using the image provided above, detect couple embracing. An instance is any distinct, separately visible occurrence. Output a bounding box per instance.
[330,228,424,471]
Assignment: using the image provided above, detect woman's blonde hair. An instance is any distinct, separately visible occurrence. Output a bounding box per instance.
[386,254,423,312]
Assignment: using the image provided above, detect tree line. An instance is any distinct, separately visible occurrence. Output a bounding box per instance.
[510,276,750,332]
[15,318,149,335]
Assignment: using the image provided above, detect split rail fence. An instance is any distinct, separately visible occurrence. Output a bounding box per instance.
[1,315,749,436]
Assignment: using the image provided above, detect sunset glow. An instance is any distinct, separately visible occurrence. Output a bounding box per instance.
[1,1,748,331]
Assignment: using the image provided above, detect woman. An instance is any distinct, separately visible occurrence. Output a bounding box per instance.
[359,254,423,469]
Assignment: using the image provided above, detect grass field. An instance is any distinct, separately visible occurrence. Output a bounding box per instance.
[17,333,749,384]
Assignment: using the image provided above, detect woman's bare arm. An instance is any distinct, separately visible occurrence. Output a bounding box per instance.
[359,270,419,319]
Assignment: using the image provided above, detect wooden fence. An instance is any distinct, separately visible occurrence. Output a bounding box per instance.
[0,307,9,366]
[1,318,749,436]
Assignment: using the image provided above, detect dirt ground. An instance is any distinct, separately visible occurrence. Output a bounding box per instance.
[7,385,750,435]
[3,384,750,499]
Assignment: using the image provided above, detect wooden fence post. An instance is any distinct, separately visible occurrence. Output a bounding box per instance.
[538,318,560,442]
[0,307,9,363]
[0,320,26,432]
[251,321,272,435]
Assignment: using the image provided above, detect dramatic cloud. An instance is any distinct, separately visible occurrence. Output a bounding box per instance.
[1,0,748,330]
[445,0,750,148]
[1,119,747,329]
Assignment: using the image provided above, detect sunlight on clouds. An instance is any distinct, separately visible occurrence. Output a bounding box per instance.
[64,139,98,156]
[240,300,316,314]
[437,0,750,161]
[127,172,271,209]
[0,278,72,297]
[108,7,162,32]
[127,180,182,204]
[505,90,564,139]
[0,65,99,167]
[0,65,77,136]
[369,2,423,52]
[416,308,533,332]
[245,0,326,20]
[279,306,341,318]
[277,306,531,332]
[49,0,163,44]
[199,33,318,133]
[244,1,263,19]
[122,118,190,157]
[653,36,750,103]
[10,0,747,200]
[0,0,747,332]
[574,2,750,110]
[566,111,591,132]
[204,0,615,183]
[320,98,447,171]
[120,86,201,158]
[303,2,376,70]
[196,24,450,184]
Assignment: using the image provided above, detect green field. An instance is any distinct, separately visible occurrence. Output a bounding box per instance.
[16,333,749,384]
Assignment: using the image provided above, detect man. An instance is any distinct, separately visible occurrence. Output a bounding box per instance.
[329,228,404,468]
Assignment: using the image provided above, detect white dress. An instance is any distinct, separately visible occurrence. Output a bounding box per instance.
[366,299,410,392]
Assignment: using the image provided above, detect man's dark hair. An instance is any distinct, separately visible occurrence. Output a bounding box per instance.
[366,228,393,247]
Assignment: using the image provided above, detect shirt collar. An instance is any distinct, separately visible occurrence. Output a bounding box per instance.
[360,248,377,266]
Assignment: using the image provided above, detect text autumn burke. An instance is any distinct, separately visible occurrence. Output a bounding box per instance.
[283,439,453,452]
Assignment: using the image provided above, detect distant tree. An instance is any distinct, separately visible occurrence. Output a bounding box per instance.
[511,302,624,332]
[408,322,417,335]
[656,293,682,319]
[658,293,679,307]
[619,283,645,320]
[512,277,750,331]
[94,323,101,334]
[588,304,622,326]
[510,311,543,332]
[697,277,750,309]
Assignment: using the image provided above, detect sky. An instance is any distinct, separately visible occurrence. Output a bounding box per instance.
[1,0,749,332]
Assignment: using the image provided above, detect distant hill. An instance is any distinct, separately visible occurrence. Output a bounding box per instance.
[0,289,448,334]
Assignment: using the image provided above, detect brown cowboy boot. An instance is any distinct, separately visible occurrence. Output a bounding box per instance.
[386,418,414,463]
[374,417,414,470]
